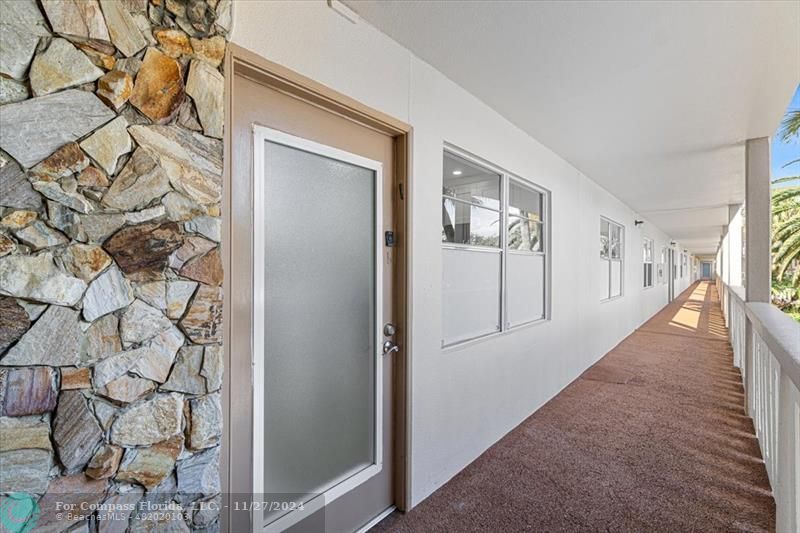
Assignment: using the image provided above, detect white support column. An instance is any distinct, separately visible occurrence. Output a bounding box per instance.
[721,225,729,285]
[727,203,743,287]
[745,137,771,302]
[743,137,771,417]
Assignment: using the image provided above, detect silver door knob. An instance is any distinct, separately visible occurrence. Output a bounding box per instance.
[382,340,399,355]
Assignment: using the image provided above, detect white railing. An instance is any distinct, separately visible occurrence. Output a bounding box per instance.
[721,283,800,533]
[727,286,747,369]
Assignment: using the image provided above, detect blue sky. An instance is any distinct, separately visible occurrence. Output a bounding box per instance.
[771,84,800,186]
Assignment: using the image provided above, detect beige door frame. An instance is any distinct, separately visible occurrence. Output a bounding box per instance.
[221,43,412,531]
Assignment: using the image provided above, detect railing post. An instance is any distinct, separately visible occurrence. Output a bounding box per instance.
[744,137,771,414]
[776,372,800,533]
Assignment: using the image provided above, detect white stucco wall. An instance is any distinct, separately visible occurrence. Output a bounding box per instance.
[232,0,692,508]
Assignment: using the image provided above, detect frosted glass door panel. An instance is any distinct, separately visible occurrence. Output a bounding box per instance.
[442,248,501,345]
[610,261,622,297]
[507,253,545,326]
[261,140,376,502]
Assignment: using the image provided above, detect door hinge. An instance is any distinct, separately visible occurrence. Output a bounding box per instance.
[398,183,405,201]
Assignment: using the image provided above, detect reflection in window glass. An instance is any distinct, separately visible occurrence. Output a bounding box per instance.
[508,216,542,252]
[643,238,654,288]
[442,152,501,248]
[508,181,542,220]
[507,180,544,253]
[610,225,622,259]
[442,198,500,247]
[442,152,501,208]
[600,218,624,300]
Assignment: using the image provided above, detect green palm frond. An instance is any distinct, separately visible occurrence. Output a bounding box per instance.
[775,229,800,280]
[772,106,800,303]
[773,217,800,242]
[771,186,800,203]
[774,203,799,216]
[779,109,800,142]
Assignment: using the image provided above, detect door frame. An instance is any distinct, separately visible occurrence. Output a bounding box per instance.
[222,43,412,532]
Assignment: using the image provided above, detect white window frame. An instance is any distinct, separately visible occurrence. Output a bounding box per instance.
[441,145,551,348]
[643,237,654,289]
[600,216,625,301]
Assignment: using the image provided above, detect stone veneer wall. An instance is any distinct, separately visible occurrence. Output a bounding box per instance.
[0,1,228,531]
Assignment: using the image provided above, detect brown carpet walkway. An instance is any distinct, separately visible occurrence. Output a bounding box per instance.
[375,281,775,532]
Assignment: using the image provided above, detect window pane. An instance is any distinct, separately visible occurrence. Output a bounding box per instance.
[508,181,542,220]
[600,220,610,257]
[442,198,500,247]
[643,239,653,262]
[644,263,654,288]
[610,260,622,297]
[508,216,543,252]
[442,248,501,345]
[610,241,621,260]
[507,253,545,326]
[600,257,610,299]
[443,152,500,209]
[610,224,622,259]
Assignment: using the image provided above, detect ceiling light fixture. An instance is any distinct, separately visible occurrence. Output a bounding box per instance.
[452,170,463,176]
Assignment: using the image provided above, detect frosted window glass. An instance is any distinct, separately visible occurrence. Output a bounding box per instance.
[610,261,622,297]
[507,253,545,326]
[600,258,610,300]
[261,140,376,504]
[442,248,501,345]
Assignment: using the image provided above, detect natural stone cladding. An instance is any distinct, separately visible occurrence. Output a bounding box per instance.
[0,0,229,531]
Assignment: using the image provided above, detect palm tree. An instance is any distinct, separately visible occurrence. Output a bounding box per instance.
[779,109,800,143]
[771,176,800,283]
[772,107,800,318]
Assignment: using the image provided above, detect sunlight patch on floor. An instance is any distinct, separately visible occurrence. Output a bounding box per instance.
[689,285,708,302]
[671,306,701,330]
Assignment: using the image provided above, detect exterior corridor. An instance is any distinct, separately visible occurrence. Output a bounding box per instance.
[377,281,775,532]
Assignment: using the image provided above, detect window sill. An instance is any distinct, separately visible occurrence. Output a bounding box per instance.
[441,317,550,353]
[600,295,624,303]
